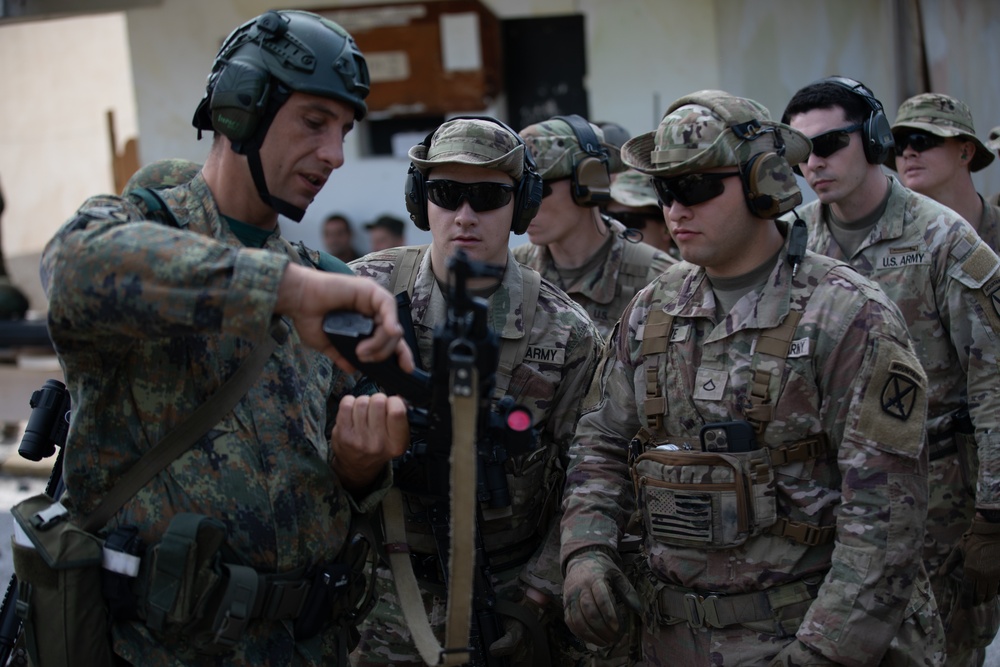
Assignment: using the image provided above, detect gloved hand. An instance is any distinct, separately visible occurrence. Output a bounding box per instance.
[488,591,548,663]
[769,638,835,666]
[960,514,1000,607]
[562,547,641,648]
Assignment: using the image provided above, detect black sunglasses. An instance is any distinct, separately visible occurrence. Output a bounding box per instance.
[607,210,663,229]
[893,131,945,154]
[809,123,863,158]
[425,180,515,212]
[541,178,570,199]
[651,172,741,208]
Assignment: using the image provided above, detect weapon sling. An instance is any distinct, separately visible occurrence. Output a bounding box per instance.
[383,364,479,666]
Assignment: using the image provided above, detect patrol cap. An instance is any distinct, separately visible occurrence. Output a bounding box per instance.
[610,169,658,208]
[520,117,625,179]
[408,118,525,181]
[122,159,202,195]
[988,126,1000,153]
[621,90,811,177]
[890,93,994,171]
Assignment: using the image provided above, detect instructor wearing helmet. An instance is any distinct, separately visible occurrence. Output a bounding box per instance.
[34,10,412,666]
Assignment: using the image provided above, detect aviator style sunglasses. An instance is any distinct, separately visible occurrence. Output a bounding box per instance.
[651,171,741,208]
[425,180,515,212]
[808,123,863,158]
[893,131,945,154]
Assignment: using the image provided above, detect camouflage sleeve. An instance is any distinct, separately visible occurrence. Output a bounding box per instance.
[559,311,644,571]
[519,312,602,597]
[797,282,929,664]
[42,195,287,348]
[939,234,1000,507]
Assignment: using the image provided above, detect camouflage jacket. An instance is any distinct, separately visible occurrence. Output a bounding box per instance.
[513,215,675,338]
[561,226,933,664]
[40,173,384,666]
[350,246,600,595]
[794,176,1000,508]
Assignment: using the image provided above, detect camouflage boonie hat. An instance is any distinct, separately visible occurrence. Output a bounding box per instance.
[122,159,202,195]
[988,126,1000,153]
[890,93,994,171]
[519,117,625,180]
[408,118,524,181]
[610,169,658,208]
[621,90,811,178]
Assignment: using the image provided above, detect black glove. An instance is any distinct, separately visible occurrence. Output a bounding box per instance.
[960,514,1000,607]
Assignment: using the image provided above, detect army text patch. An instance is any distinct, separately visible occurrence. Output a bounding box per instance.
[525,345,565,365]
[874,245,929,271]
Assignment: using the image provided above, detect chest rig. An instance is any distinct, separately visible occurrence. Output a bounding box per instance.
[634,303,834,549]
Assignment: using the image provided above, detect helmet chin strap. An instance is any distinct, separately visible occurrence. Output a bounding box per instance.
[245,148,306,222]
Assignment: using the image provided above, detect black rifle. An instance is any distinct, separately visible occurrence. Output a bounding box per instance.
[0,379,72,667]
[324,250,538,667]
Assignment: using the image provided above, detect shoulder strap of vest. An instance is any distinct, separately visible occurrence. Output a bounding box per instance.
[388,246,427,296]
[640,309,673,432]
[493,267,541,403]
[128,186,180,228]
[743,310,803,433]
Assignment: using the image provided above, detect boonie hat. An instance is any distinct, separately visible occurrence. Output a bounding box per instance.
[621,90,811,178]
[890,93,994,171]
[408,118,524,181]
[610,169,658,208]
[520,118,625,180]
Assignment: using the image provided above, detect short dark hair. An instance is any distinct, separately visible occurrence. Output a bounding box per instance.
[782,81,873,127]
[324,212,351,226]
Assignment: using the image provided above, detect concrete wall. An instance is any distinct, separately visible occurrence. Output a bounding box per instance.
[2,0,999,314]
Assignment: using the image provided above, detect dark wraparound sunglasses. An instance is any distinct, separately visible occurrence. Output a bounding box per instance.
[808,123,863,158]
[651,172,741,208]
[608,210,664,229]
[541,178,570,198]
[425,180,515,212]
[893,131,945,153]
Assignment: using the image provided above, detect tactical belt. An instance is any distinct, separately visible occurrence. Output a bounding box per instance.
[208,565,311,648]
[654,577,821,629]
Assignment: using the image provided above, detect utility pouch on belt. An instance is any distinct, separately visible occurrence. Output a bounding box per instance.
[953,406,978,495]
[631,438,777,549]
[11,494,116,667]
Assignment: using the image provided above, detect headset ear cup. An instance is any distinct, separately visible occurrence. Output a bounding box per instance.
[743,152,803,219]
[864,110,894,165]
[512,171,544,234]
[573,156,612,207]
[209,61,271,142]
[404,164,429,231]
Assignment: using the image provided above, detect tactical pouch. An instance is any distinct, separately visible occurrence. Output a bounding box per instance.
[632,446,777,549]
[10,493,115,667]
[134,513,227,652]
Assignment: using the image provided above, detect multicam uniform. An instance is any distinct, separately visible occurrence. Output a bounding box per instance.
[976,195,1000,253]
[40,172,378,665]
[561,224,944,666]
[349,246,601,665]
[513,215,675,338]
[796,177,1000,659]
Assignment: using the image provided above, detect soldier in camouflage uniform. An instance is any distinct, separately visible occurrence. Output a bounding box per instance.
[38,11,414,666]
[348,117,601,666]
[513,116,675,339]
[560,89,945,666]
[603,168,676,258]
[784,77,1000,666]
[887,93,1000,253]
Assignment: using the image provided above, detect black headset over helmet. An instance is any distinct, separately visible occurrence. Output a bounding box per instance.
[192,10,370,222]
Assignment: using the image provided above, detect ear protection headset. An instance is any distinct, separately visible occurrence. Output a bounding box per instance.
[551,115,612,207]
[682,94,802,219]
[404,117,544,235]
[818,76,895,165]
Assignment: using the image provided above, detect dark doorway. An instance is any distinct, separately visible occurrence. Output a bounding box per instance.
[502,15,588,131]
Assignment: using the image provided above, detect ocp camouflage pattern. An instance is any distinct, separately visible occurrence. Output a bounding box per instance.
[514,215,675,338]
[560,223,944,665]
[348,246,601,665]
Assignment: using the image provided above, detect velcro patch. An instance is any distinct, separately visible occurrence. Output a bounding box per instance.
[670,324,690,343]
[524,345,565,365]
[693,368,728,401]
[874,245,929,270]
[788,337,811,358]
[880,360,922,420]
